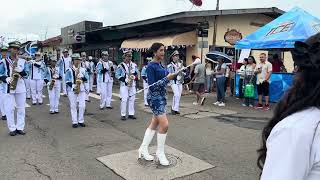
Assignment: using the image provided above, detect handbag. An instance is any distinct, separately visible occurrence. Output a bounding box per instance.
[244,74,255,98]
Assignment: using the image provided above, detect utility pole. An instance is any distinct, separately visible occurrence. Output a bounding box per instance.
[212,0,220,50]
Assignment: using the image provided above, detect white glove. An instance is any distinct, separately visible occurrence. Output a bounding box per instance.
[47,82,51,86]
[77,74,82,79]
[6,77,12,84]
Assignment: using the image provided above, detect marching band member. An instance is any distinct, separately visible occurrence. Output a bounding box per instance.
[0,41,28,136]
[96,57,101,95]
[65,53,89,128]
[96,51,115,110]
[30,52,46,105]
[141,57,152,107]
[88,56,95,92]
[138,43,176,166]
[44,56,63,114]
[81,52,90,102]
[115,50,139,121]
[24,56,32,99]
[59,49,72,95]
[167,50,184,115]
[0,46,8,120]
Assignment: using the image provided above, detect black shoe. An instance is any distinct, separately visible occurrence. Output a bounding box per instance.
[90,90,94,93]
[175,111,181,115]
[9,131,17,136]
[50,111,55,114]
[27,97,31,100]
[79,123,86,127]
[86,100,90,102]
[55,111,59,114]
[16,130,26,135]
[128,115,137,120]
[171,110,177,115]
[2,115,7,120]
[100,107,104,110]
[72,124,78,128]
[32,103,37,105]
[121,116,127,121]
[39,102,43,105]
[144,104,149,107]
[106,106,113,109]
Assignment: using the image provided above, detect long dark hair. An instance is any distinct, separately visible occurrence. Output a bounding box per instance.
[248,55,256,64]
[148,43,164,58]
[257,33,320,172]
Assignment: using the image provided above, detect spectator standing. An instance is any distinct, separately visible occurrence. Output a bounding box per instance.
[205,60,214,93]
[213,57,227,107]
[191,56,206,105]
[255,53,272,111]
[243,56,256,107]
[237,58,248,99]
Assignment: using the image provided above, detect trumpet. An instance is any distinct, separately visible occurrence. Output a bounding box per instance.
[10,60,20,91]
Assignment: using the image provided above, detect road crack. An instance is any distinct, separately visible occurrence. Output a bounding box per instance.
[22,159,52,180]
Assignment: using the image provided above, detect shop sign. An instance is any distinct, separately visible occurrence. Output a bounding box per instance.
[224,29,242,45]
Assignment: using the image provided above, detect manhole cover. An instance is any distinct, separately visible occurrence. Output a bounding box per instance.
[137,153,182,169]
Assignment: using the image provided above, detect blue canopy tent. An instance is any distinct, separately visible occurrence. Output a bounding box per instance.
[234,7,320,102]
[235,7,320,49]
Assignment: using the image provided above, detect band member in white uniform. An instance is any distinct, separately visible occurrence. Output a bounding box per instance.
[65,53,89,128]
[96,57,101,95]
[0,41,28,136]
[88,56,95,92]
[59,49,72,95]
[0,46,8,120]
[24,56,32,99]
[44,56,63,114]
[167,50,184,115]
[96,51,115,110]
[115,50,139,121]
[81,52,90,102]
[30,52,46,105]
[141,57,152,107]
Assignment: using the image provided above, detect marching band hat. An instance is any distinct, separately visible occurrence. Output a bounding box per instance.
[88,56,93,60]
[101,51,109,56]
[71,53,81,60]
[146,57,152,61]
[81,52,87,56]
[63,49,69,53]
[0,46,8,51]
[8,41,21,49]
[169,50,179,58]
[123,49,132,57]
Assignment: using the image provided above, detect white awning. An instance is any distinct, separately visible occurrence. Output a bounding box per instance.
[121,31,197,49]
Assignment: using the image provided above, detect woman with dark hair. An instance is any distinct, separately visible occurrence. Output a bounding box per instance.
[138,43,176,166]
[258,33,320,179]
[243,56,256,107]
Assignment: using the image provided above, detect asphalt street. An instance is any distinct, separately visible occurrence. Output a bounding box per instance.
[0,87,272,180]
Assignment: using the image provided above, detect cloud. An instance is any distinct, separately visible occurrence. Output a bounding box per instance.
[0,0,318,42]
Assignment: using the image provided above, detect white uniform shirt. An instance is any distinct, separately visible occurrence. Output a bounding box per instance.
[9,58,26,94]
[261,107,320,180]
[30,60,44,80]
[61,56,72,74]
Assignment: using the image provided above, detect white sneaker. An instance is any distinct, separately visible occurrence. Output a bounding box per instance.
[218,102,226,107]
[242,104,247,107]
[193,102,199,105]
[213,101,220,105]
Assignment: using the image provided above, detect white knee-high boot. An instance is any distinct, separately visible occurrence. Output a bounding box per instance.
[138,128,155,161]
[156,133,169,166]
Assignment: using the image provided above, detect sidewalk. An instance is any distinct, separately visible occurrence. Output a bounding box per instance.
[166,88,274,120]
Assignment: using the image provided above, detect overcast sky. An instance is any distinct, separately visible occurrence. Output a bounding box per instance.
[0,0,318,43]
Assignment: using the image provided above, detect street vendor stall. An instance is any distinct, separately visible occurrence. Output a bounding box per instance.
[235,7,320,102]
